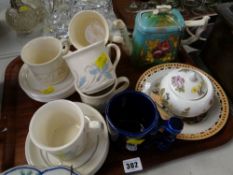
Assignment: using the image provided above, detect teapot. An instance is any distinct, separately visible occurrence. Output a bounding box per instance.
[112,5,210,68]
[157,68,214,121]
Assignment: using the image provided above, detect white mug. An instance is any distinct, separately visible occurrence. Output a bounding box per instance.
[64,40,121,95]
[21,36,70,85]
[68,10,109,49]
[29,99,101,161]
[75,76,130,112]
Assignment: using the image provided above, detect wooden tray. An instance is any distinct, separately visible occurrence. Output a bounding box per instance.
[1,48,233,174]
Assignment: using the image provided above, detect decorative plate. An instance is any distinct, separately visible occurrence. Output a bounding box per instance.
[135,63,229,141]
[2,165,80,175]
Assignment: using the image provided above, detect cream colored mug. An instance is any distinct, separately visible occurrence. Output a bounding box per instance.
[29,99,102,161]
[68,10,109,49]
[75,76,130,112]
[21,36,70,85]
[64,40,121,95]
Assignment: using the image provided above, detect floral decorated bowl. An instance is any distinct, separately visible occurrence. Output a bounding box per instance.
[158,68,214,122]
[2,165,80,175]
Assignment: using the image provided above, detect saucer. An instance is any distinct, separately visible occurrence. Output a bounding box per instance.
[25,102,109,175]
[18,64,76,102]
[2,165,80,175]
[136,63,229,141]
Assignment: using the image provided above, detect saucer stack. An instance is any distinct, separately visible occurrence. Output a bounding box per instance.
[18,64,76,102]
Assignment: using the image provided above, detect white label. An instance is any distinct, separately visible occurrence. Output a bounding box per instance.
[123,157,143,174]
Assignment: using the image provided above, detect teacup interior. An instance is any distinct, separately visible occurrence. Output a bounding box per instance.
[69,12,107,48]
[31,105,82,148]
[22,38,61,64]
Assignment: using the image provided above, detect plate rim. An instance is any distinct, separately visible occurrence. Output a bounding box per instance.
[2,165,80,175]
[135,63,230,141]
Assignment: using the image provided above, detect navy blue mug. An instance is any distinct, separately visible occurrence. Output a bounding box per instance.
[105,90,161,151]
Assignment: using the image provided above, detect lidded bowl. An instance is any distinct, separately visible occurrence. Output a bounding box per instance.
[159,68,214,121]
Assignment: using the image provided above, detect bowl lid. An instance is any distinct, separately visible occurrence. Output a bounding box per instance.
[169,69,208,100]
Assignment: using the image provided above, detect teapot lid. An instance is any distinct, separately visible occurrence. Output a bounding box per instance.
[136,5,185,33]
[169,69,208,100]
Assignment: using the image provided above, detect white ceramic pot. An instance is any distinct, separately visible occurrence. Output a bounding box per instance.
[159,68,214,118]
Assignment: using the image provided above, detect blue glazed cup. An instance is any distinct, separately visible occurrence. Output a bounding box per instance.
[105,90,161,151]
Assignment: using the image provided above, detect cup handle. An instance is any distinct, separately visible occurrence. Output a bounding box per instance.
[61,39,70,55]
[106,43,121,70]
[113,76,130,95]
[85,116,102,134]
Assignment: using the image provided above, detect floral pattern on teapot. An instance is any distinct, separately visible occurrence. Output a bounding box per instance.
[137,35,179,65]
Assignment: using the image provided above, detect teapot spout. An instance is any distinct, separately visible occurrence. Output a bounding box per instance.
[111,19,133,56]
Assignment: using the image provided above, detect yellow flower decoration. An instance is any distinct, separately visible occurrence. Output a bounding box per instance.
[40,86,55,94]
[95,52,108,70]
[126,138,145,145]
[19,5,30,12]
[191,83,202,94]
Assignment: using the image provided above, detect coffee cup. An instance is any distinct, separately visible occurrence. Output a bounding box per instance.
[29,99,102,161]
[68,10,109,49]
[64,40,121,95]
[75,76,129,112]
[21,36,70,85]
[105,90,161,152]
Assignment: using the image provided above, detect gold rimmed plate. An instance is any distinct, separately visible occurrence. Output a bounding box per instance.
[135,63,229,141]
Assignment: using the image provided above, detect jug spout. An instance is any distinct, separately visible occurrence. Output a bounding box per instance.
[112,19,133,56]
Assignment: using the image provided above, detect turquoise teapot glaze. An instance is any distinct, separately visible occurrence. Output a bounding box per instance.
[132,7,185,67]
[112,5,210,68]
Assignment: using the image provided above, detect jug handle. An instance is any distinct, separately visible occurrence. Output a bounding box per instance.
[106,43,121,70]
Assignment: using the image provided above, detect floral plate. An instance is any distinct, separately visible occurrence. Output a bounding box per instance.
[135,63,229,141]
[2,165,80,175]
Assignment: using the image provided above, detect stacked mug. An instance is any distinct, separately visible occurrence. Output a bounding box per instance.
[65,10,129,112]
[20,10,129,112]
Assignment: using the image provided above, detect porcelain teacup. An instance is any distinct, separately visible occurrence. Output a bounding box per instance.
[64,40,121,95]
[29,99,102,161]
[75,76,129,112]
[21,36,70,85]
[68,10,109,49]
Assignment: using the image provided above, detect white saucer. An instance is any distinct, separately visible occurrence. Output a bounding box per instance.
[136,63,229,141]
[18,64,76,102]
[25,102,109,175]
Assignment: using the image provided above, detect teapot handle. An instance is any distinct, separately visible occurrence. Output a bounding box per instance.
[185,16,210,27]
[182,16,210,45]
